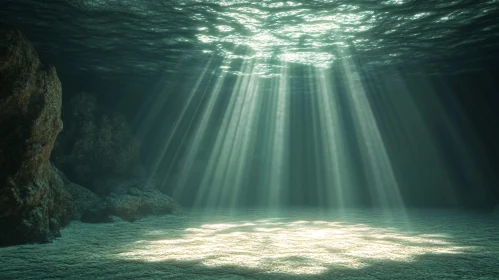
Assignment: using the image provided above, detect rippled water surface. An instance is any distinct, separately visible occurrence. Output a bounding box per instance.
[1,0,498,78]
[1,209,498,279]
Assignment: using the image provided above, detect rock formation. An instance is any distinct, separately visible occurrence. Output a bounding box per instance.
[0,25,72,246]
[0,26,179,238]
[50,92,180,223]
[55,168,99,220]
[51,92,180,222]
[52,92,145,195]
[81,181,179,223]
[55,168,180,223]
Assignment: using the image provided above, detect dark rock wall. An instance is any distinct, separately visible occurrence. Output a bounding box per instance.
[0,25,180,245]
[81,183,179,223]
[52,92,146,195]
[0,25,72,246]
[50,93,180,223]
[55,167,99,220]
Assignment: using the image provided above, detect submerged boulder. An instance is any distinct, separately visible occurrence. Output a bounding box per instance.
[81,183,179,223]
[0,25,72,245]
[89,177,156,196]
[55,168,99,220]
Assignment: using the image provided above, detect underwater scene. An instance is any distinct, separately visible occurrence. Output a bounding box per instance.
[0,0,499,279]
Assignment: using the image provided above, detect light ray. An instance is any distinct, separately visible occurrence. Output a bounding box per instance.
[265,63,290,207]
[162,71,218,185]
[226,62,261,208]
[313,68,354,208]
[148,56,214,182]
[173,60,230,199]
[340,58,404,208]
[194,58,262,208]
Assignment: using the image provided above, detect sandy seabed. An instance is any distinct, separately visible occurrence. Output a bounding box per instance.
[1,209,498,280]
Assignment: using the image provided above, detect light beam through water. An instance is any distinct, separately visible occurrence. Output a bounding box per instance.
[340,58,405,209]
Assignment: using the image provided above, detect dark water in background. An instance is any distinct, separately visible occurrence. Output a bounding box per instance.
[1,0,499,208]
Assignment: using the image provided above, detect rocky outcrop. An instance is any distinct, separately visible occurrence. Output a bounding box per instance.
[81,181,179,223]
[46,63,180,224]
[52,92,145,195]
[0,25,72,246]
[55,168,99,220]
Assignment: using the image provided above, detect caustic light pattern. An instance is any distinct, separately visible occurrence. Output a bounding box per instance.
[119,219,470,275]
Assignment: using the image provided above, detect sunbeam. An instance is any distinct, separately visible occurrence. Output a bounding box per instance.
[197,58,262,208]
[312,67,351,208]
[161,55,452,211]
[340,58,405,209]
[148,56,215,183]
[173,60,230,199]
[265,63,290,207]
[1,1,498,279]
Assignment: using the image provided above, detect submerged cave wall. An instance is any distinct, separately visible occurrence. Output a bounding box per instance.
[52,92,146,195]
[0,26,179,237]
[0,25,72,246]
[50,92,180,223]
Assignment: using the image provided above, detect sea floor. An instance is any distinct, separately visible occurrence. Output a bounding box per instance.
[1,208,498,280]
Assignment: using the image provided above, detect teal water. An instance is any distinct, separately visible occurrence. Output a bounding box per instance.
[1,0,497,79]
[1,209,498,279]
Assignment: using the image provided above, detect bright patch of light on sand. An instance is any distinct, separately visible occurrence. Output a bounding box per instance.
[119,220,470,275]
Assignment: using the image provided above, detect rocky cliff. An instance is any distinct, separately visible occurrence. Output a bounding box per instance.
[0,25,72,246]
[52,92,145,194]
